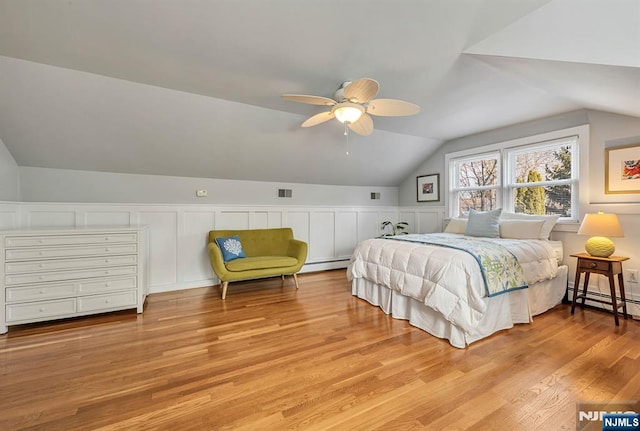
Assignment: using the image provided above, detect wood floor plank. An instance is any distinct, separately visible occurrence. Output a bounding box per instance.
[1,269,639,430]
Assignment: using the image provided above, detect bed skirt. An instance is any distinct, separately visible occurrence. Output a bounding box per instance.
[351,265,568,348]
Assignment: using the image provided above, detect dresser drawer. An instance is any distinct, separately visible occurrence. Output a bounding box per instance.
[6,298,76,322]
[579,259,610,272]
[78,276,137,295]
[5,276,137,302]
[6,255,137,274]
[5,265,138,286]
[77,291,137,313]
[5,243,138,261]
[6,282,76,303]
[5,233,138,248]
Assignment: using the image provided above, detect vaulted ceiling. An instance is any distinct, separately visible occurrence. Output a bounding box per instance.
[0,0,638,187]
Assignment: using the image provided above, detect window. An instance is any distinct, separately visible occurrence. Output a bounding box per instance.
[451,152,500,215]
[506,138,576,218]
[447,132,580,221]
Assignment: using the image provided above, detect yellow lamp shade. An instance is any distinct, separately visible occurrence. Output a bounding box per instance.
[577,212,624,258]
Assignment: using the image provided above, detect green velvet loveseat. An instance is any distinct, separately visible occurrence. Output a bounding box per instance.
[207,228,308,299]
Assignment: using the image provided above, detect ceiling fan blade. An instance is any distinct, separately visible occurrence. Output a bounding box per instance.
[367,99,420,116]
[343,78,379,103]
[301,111,335,127]
[347,113,374,136]
[282,94,337,106]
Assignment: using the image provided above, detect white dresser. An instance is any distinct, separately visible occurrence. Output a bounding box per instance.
[1,226,148,333]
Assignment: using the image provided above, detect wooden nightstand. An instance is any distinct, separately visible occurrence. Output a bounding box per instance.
[570,253,629,325]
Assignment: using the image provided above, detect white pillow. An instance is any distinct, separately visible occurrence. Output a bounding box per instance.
[500,212,560,240]
[465,208,502,238]
[444,218,467,234]
[499,219,545,240]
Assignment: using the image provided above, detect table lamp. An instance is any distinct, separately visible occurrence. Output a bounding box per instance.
[577,212,624,257]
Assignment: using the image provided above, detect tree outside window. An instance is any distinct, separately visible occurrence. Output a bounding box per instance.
[449,137,577,219]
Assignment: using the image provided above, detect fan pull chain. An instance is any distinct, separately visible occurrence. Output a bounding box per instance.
[344,123,349,156]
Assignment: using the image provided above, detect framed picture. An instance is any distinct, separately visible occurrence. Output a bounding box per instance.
[417,173,440,202]
[605,144,640,194]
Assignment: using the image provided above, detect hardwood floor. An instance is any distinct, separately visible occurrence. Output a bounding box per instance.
[1,269,639,430]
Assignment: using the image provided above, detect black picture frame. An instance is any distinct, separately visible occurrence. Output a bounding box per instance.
[417,173,440,202]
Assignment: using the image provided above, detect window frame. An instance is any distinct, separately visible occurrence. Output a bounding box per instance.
[445,126,588,223]
[449,151,501,215]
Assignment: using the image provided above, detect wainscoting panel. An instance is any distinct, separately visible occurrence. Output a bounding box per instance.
[357,212,379,243]
[0,203,19,230]
[84,211,132,226]
[217,211,250,230]
[286,211,311,245]
[418,211,442,233]
[399,206,446,234]
[2,202,400,293]
[250,212,269,229]
[335,211,358,259]
[181,211,216,284]
[29,210,76,227]
[380,211,398,226]
[139,211,178,289]
[399,212,416,234]
[309,211,335,262]
[267,211,283,228]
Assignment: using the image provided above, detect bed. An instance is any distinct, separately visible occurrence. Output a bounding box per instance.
[347,228,568,348]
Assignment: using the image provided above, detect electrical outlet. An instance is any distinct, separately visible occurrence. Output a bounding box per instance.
[625,269,638,283]
[196,189,208,197]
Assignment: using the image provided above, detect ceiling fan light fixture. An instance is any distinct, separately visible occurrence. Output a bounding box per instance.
[332,103,364,124]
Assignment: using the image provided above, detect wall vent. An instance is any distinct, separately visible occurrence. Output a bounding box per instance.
[370,192,381,200]
[278,188,293,198]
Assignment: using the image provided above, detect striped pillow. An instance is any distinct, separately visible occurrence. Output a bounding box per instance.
[465,208,502,238]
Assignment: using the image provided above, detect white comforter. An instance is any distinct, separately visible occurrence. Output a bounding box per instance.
[347,234,558,333]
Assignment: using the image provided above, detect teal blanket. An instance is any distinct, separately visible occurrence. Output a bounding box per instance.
[389,233,528,297]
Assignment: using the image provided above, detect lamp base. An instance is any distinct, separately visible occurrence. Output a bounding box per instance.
[585,236,615,258]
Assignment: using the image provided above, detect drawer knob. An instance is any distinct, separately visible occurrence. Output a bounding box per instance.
[105,248,110,252]
[39,307,45,312]
[39,276,45,280]
[105,259,110,263]
[39,264,44,268]
[39,290,45,294]
[104,283,110,287]
[105,299,110,304]
[105,271,110,275]
[590,262,597,268]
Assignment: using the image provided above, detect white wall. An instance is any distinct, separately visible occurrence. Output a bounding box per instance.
[18,167,399,206]
[3,166,414,295]
[0,201,436,294]
[397,109,590,206]
[0,138,19,201]
[398,109,640,315]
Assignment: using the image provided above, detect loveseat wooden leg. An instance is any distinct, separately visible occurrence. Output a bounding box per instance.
[221,281,229,300]
[293,273,299,289]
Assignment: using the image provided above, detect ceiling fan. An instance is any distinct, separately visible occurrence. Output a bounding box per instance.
[282,78,420,136]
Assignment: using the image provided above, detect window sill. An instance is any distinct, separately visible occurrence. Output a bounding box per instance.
[553,221,580,233]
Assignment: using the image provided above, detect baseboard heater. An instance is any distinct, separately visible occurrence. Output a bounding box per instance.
[300,259,350,273]
[567,286,640,320]
[567,287,640,306]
